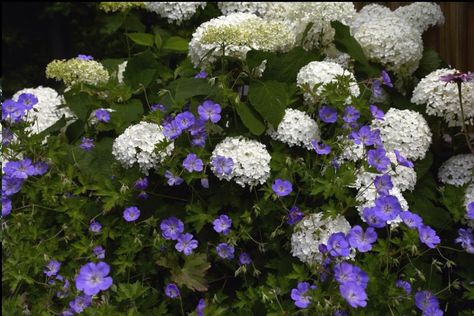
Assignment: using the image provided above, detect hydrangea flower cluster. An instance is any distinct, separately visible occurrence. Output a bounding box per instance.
[438,154,474,186]
[350,3,440,78]
[296,61,360,104]
[411,68,474,127]
[261,3,356,51]
[210,136,271,188]
[291,213,352,264]
[217,2,271,17]
[267,108,320,150]
[11,87,73,134]
[371,108,432,161]
[394,2,444,33]
[143,2,206,24]
[2,158,48,216]
[46,55,110,86]
[189,12,294,68]
[112,121,174,174]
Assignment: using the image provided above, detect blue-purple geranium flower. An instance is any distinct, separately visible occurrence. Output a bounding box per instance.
[75,261,113,296]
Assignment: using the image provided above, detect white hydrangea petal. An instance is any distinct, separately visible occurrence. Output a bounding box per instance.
[112,121,174,174]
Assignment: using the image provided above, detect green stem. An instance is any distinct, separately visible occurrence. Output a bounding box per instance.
[178,297,185,316]
[457,82,474,155]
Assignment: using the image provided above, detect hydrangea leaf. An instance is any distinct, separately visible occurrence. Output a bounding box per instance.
[248,80,289,127]
[124,50,158,90]
[331,20,379,78]
[233,98,265,136]
[126,33,154,47]
[162,36,188,52]
[247,47,319,83]
[174,77,213,103]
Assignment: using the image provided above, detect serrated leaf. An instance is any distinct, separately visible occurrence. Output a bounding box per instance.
[248,80,289,127]
[171,253,210,292]
[154,33,162,48]
[126,33,154,47]
[162,36,188,52]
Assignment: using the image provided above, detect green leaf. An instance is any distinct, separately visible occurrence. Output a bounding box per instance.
[233,98,265,136]
[35,116,67,139]
[415,48,447,78]
[331,20,379,78]
[174,78,212,103]
[247,47,319,83]
[171,253,210,292]
[115,282,149,302]
[126,33,154,47]
[101,14,124,35]
[162,36,188,52]
[248,80,289,127]
[64,91,95,121]
[66,119,85,142]
[124,50,158,90]
[110,99,144,133]
[441,185,466,223]
[154,33,162,48]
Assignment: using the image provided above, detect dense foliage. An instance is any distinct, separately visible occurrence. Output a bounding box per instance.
[2,2,474,315]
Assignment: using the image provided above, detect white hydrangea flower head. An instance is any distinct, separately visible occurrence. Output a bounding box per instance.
[323,51,353,72]
[353,170,410,227]
[386,152,418,192]
[296,61,360,104]
[394,2,444,33]
[117,61,128,84]
[143,2,206,24]
[46,58,110,87]
[465,183,474,227]
[262,2,356,50]
[291,213,352,265]
[371,108,432,161]
[411,68,474,127]
[188,13,294,68]
[465,183,474,208]
[438,154,474,187]
[350,4,392,32]
[218,2,270,16]
[337,136,364,163]
[210,136,271,188]
[267,108,320,150]
[351,14,423,77]
[12,86,75,135]
[112,121,174,174]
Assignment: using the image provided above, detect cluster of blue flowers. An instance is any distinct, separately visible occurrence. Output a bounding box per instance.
[44,257,113,315]
[2,92,37,123]
[2,158,49,217]
[162,99,221,148]
[160,216,198,255]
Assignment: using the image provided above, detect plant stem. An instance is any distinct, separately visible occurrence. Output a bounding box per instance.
[179,297,185,316]
[457,82,474,155]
